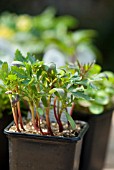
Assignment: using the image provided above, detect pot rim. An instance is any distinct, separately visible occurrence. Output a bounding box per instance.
[4,120,89,143]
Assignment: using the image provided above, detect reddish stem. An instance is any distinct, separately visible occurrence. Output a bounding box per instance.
[35,112,52,135]
[70,102,75,117]
[35,113,47,135]
[58,116,64,132]
[12,106,20,132]
[35,113,39,128]
[54,97,63,132]
[33,119,40,132]
[17,101,25,130]
[46,107,54,136]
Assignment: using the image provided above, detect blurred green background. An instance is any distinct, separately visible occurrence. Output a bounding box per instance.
[0,0,114,71]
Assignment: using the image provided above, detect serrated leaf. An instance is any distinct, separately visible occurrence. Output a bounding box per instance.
[14,49,26,62]
[11,66,27,79]
[89,104,104,114]
[65,112,76,130]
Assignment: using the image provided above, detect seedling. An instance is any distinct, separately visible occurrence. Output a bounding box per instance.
[0,50,104,135]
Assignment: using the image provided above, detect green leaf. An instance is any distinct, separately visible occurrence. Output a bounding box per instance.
[88,64,101,75]
[26,53,36,64]
[28,78,35,86]
[72,30,97,43]
[76,79,89,86]
[37,108,44,116]
[72,91,92,100]
[89,104,104,114]
[25,63,32,77]
[37,69,42,79]
[95,95,109,105]
[65,112,76,130]
[2,62,8,74]
[56,15,78,29]
[68,84,77,91]
[78,100,91,107]
[21,79,30,85]
[41,96,48,107]
[49,88,65,97]
[105,87,114,95]
[92,73,106,81]
[89,82,98,90]
[0,62,8,80]
[14,49,26,62]
[43,64,49,72]
[11,66,27,79]
[7,74,17,81]
[0,60,3,67]
[103,71,114,78]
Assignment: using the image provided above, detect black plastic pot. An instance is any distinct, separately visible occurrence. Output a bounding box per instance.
[4,121,88,170]
[0,112,12,170]
[72,109,113,170]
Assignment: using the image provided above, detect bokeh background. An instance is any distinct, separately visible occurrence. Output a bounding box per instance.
[0,0,114,71]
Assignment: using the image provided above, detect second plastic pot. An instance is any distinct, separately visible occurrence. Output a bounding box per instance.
[72,109,113,170]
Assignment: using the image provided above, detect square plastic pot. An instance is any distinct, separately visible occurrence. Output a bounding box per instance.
[72,109,113,170]
[4,121,88,170]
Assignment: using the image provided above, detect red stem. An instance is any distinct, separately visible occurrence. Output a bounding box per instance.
[17,101,25,130]
[70,102,75,117]
[12,106,20,132]
[36,113,48,135]
[54,97,63,132]
[33,118,40,132]
[46,107,54,136]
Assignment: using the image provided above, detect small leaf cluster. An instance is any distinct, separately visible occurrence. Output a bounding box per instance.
[76,64,114,114]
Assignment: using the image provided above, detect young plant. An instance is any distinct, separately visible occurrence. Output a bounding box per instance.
[0,50,104,135]
[75,64,114,114]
